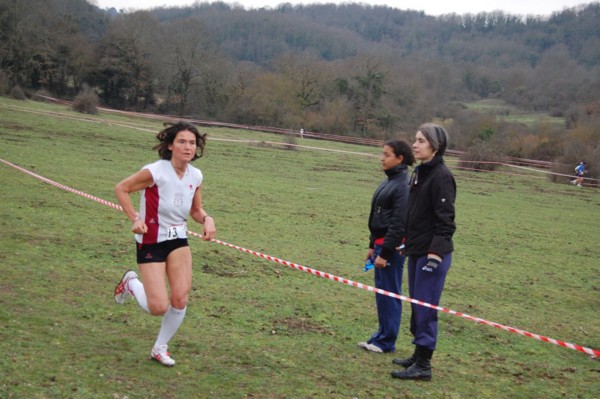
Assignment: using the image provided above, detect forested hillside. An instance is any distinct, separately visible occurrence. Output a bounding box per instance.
[1,0,599,169]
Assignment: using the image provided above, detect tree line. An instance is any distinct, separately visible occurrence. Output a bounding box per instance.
[1,0,599,175]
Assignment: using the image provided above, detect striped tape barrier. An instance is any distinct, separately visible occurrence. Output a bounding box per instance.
[1,158,598,358]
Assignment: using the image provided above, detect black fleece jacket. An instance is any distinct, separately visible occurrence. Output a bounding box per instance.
[368,164,410,260]
[405,155,456,257]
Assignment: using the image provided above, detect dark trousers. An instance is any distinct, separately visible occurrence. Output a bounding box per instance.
[407,253,452,351]
[368,245,405,352]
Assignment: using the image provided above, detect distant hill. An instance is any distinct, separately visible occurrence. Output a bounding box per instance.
[1,0,599,163]
[152,2,600,68]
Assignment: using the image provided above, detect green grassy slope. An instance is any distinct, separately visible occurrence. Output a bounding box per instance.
[1,97,598,399]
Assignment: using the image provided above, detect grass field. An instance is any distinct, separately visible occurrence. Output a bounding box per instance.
[0,97,599,399]
[464,99,565,127]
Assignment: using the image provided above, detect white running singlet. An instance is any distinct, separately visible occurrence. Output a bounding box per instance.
[135,159,203,244]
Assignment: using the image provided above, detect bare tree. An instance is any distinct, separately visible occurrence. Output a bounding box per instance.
[161,17,217,116]
[0,0,48,88]
[94,11,162,109]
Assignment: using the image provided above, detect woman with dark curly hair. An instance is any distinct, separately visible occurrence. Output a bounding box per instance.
[113,121,216,366]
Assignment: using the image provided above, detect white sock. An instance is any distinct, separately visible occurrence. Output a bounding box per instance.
[128,277,149,313]
[154,306,187,348]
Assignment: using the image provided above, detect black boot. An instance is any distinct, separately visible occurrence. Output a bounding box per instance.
[391,345,433,381]
[392,347,416,368]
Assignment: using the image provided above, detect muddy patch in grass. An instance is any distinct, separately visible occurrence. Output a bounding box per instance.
[271,316,335,336]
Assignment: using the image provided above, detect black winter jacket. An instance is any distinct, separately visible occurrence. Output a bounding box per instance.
[368,164,410,260]
[405,155,456,257]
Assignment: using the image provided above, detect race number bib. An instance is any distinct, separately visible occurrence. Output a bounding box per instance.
[166,224,186,240]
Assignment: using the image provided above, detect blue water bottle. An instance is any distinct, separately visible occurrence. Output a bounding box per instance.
[363,257,375,272]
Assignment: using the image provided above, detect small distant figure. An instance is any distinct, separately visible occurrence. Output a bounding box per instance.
[299,128,305,139]
[571,161,587,187]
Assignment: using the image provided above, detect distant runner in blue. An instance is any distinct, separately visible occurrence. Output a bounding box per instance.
[571,161,587,187]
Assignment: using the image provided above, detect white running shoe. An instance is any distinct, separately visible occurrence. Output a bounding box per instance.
[150,345,176,367]
[362,343,384,353]
[114,270,137,304]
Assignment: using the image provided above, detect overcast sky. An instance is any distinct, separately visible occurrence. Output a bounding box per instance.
[91,0,592,16]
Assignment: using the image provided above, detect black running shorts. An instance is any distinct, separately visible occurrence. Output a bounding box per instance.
[136,239,189,264]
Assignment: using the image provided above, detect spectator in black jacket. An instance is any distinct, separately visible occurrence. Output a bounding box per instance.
[392,123,456,381]
[358,140,414,353]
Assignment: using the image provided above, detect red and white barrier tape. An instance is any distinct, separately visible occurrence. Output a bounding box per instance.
[2,158,598,358]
